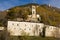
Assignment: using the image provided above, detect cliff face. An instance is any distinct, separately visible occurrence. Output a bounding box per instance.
[0,3,60,27]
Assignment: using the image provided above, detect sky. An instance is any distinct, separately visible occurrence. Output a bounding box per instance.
[0,0,60,11]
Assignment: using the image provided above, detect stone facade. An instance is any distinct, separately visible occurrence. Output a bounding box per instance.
[45,25,60,38]
[7,21,60,38]
[7,21,44,36]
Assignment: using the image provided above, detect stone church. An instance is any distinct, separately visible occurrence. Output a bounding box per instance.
[26,5,41,22]
[7,5,43,36]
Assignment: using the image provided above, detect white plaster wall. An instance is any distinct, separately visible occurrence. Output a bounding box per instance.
[45,25,58,37]
[7,21,45,36]
[7,21,21,36]
[7,21,60,37]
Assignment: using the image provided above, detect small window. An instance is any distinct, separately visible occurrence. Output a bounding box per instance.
[25,24,27,26]
[32,7,35,9]
[20,28,21,30]
[32,25,33,27]
[39,29,41,31]
[33,11,35,14]
[14,28,16,29]
[29,28,31,30]
[24,28,26,30]
[17,24,19,26]
[12,23,14,25]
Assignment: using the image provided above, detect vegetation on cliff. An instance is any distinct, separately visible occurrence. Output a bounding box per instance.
[0,3,60,27]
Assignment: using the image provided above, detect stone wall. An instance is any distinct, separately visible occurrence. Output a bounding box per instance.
[7,21,60,38]
[45,25,60,38]
[7,21,44,36]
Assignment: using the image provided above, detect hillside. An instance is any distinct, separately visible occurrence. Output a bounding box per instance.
[0,3,60,27]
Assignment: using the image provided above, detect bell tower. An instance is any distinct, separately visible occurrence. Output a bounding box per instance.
[30,0,37,22]
[31,5,37,22]
[32,5,36,15]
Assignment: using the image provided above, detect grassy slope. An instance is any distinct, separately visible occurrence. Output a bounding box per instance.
[37,5,60,26]
[7,36,57,40]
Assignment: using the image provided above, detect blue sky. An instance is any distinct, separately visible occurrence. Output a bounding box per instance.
[0,0,60,11]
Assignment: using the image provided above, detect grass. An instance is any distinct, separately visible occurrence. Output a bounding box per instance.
[8,36,57,40]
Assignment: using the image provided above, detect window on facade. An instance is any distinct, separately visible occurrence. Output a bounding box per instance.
[20,28,21,30]
[25,24,27,26]
[39,29,41,31]
[32,25,33,27]
[12,23,14,25]
[29,28,31,30]
[17,24,19,26]
[32,7,35,9]
[33,11,35,14]
[24,28,26,30]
